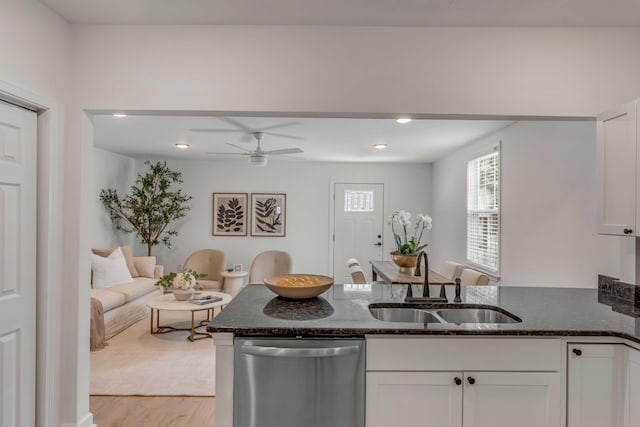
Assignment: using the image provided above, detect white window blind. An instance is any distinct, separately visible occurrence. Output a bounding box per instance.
[467,150,500,274]
[344,190,374,212]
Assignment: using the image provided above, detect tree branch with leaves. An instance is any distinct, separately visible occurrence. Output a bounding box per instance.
[100,161,192,255]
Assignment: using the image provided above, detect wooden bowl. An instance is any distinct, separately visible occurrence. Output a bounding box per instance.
[264,274,334,299]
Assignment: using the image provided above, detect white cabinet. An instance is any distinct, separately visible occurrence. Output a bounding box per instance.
[366,338,562,427]
[366,372,462,427]
[367,371,560,427]
[567,343,625,427]
[597,100,638,236]
[625,347,640,427]
[463,372,560,427]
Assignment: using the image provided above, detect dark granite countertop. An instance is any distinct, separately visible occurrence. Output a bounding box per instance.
[207,283,640,344]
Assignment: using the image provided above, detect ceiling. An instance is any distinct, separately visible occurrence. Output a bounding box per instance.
[93,115,513,163]
[39,0,640,26]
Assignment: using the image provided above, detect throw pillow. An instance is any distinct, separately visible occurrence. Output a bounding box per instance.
[133,256,157,278]
[92,245,139,277]
[91,247,133,288]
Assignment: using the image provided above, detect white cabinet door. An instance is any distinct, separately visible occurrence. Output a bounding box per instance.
[597,101,637,236]
[625,347,640,427]
[462,372,561,427]
[366,371,463,427]
[568,344,625,427]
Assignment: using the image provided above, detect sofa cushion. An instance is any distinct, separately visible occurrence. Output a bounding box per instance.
[91,247,134,288]
[134,256,156,278]
[90,288,127,312]
[108,277,158,302]
[92,245,139,277]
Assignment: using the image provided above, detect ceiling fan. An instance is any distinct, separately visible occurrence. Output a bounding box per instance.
[190,116,304,142]
[206,132,303,167]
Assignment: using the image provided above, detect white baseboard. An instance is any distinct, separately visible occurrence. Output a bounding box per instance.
[61,412,94,427]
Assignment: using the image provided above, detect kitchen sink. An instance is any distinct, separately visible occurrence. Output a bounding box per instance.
[369,307,443,323]
[368,304,522,324]
[434,308,521,324]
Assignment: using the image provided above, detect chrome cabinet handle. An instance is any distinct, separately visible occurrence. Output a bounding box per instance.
[241,344,360,358]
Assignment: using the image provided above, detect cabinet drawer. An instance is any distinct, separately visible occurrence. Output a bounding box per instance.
[366,337,561,371]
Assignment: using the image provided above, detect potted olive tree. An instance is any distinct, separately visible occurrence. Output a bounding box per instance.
[100,160,192,256]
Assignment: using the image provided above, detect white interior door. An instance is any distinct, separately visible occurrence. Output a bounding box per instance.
[0,101,36,427]
[333,183,383,283]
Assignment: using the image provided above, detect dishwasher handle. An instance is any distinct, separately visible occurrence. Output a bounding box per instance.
[240,344,360,358]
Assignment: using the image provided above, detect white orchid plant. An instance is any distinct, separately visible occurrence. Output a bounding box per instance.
[390,210,433,254]
[156,268,206,291]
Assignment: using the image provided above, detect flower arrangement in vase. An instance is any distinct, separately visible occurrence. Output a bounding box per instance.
[389,210,432,274]
[156,268,207,301]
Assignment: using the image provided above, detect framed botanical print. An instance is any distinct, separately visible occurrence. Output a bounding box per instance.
[212,193,248,236]
[251,193,286,237]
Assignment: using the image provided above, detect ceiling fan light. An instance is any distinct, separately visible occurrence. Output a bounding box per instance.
[249,154,268,167]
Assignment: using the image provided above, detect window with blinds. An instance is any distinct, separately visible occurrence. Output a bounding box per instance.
[467,150,500,274]
[344,190,374,212]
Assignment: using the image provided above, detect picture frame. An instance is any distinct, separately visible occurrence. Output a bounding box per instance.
[212,193,248,236]
[233,263,243,272]
[251,193,286,237]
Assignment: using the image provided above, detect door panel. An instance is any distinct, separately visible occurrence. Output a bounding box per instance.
[463,372,561,427]
[0,101,36,427]
[366,371,462,427]
[333,183,383,283]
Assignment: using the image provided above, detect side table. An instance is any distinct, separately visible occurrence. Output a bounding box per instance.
[222,271,248,297]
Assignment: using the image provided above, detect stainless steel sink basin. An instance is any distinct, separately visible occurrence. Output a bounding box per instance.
[369,307,443,323]
[435,308,521,324]
[368,304,522,324]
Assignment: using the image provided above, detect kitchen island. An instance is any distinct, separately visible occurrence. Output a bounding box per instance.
[208,284,640,427]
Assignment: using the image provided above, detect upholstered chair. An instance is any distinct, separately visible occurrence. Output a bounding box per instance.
[183,249,227,291]
[440,261,464,281]
[459,268,490,286]
[249,250,292,284]
[347,258,367,284]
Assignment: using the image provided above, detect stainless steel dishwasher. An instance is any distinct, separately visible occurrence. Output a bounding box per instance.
[234,338,365,427]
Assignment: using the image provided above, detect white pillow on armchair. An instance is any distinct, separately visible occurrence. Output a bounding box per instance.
[91,247,133,288]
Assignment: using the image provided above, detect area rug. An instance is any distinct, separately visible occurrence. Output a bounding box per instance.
[90,310,216,396]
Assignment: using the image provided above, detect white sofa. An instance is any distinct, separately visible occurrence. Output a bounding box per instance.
[91,263,163,340]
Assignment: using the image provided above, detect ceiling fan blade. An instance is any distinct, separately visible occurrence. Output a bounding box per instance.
[263,131,305,140]
[217,117,253,132]
[227,143,253,153]
[206,152,249,156]
[265,148,304,155]
[256,121,301,132]
[189,128,243,133]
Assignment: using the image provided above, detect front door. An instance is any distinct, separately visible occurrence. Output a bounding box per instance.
[0,100,37,427]
[333,183,384,283]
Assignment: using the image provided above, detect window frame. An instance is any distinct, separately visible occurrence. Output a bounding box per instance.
[466,145,501,277]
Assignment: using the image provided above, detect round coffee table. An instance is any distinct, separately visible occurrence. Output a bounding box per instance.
[147,291,232,342]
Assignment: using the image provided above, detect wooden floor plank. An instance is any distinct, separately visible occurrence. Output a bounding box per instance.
[90,396,215,427]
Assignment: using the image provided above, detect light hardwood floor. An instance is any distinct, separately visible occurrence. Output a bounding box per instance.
[90,396,215,427]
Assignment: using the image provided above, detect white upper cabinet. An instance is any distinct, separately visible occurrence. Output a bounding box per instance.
[597,100,638,236]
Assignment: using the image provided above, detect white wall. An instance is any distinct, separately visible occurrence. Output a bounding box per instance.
[0,2,74,426]
[431,121,620,287]
[133,158,433,278]
[92,148,136,248]
[70,25,640,117]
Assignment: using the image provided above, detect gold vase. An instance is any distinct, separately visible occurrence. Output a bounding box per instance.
[390,251,419,275]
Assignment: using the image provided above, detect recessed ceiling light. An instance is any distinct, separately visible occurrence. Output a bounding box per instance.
[175,143,190,149]
[374,144,388,150]
[113,113,127,118]
[396,117,412,124]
